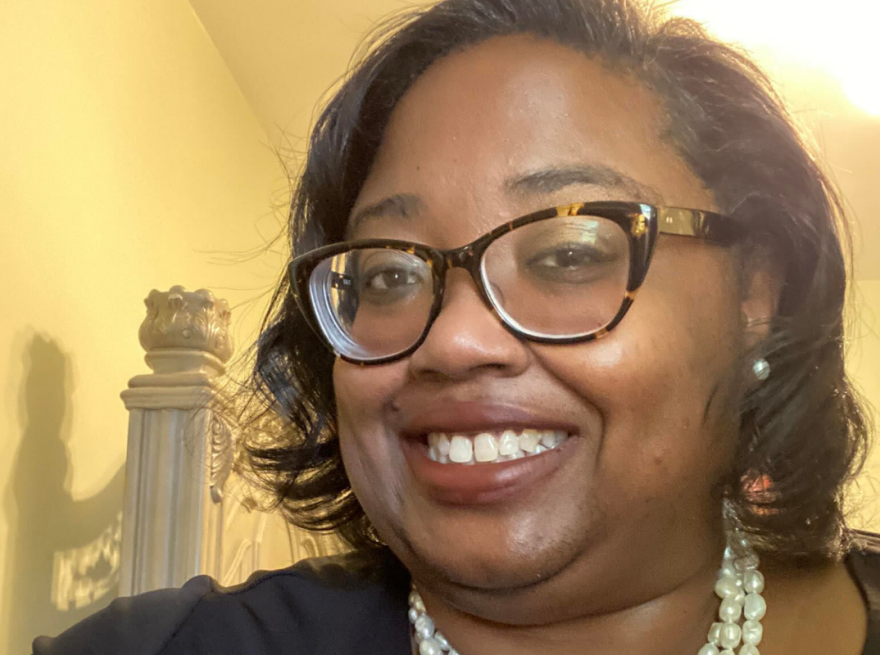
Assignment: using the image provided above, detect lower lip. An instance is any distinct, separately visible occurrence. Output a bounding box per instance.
[401,437,574,505]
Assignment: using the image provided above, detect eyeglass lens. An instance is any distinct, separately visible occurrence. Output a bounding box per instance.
[307,215,631,360]
[481,215,630,338]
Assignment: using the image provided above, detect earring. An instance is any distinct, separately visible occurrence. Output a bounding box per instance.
[752,358,770,381]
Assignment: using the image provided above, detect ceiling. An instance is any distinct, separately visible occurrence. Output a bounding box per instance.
[188,0,880,279]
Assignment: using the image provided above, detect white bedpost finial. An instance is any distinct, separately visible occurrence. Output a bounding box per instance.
[137,285,233,376]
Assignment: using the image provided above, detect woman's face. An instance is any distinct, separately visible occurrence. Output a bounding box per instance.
[334,36,762,622]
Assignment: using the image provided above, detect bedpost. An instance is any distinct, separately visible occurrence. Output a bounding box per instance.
[118,286,234,595]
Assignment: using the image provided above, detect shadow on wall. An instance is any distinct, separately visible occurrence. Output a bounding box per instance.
[3,334,125,655]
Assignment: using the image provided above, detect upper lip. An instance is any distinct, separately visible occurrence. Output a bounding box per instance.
[398,401,579,440]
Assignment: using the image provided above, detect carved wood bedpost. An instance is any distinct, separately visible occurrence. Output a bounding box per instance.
[119,286,342,596]
[119,286,235,595]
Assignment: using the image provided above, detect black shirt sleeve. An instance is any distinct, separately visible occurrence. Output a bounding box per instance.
[31,552,411,655]
[31,575,215,655]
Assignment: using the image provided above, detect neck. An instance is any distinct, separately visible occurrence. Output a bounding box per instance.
[412,555,722,655]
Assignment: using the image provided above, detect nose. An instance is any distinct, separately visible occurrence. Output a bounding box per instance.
[408,269,530,381]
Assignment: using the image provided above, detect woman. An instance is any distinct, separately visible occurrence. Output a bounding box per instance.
[34,0,878,653]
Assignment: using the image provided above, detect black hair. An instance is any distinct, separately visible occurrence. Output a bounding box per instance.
[242,0,870,561]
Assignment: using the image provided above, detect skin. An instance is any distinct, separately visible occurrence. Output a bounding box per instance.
[332,36,867,654]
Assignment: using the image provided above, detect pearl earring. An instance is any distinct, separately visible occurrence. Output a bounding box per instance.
[752,358,770,381]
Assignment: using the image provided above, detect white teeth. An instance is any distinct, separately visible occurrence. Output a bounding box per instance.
[498,430,519,456]
[449,435,473,463]
[542,430,565,448]
[425,429,569,465]
[519,429,540,453]
[474,433,499,462]
[427,433,452,462]
[428,433,451,456]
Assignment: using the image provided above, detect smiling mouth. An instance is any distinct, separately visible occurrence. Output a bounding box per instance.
[426,429,570,465]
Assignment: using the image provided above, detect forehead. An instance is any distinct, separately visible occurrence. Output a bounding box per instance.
[353,35,713,236]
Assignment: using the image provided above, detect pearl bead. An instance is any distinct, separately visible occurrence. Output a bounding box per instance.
[719,596,743,623]
[742,619,763,645]
[720,561,738,578]
[714,574,740,599]
[744,593,767,621]
[408,608,419,624]
[743,570,764,594]
[708,622,723,646]
[698,644,720,655]
[720,650,735,655]
[719,623,742,649]
[753,358,770,381]
[419,637,444,655]
[410,593,426,612]
[414,614,435,640]
[434,631,450,650]
[739,645,760,655]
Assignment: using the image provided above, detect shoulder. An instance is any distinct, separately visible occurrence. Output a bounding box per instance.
[847,530,880,590]
[30,575,215,655]
[32,550,411,655]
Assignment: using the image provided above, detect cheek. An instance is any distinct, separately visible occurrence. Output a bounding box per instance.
[334,360,407,424]
[333,360,410,506]
[534,250,744,492]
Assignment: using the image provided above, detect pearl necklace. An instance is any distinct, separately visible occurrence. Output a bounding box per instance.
[407,531,766,655]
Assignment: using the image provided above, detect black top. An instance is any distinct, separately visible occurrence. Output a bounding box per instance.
[33,533,880,655]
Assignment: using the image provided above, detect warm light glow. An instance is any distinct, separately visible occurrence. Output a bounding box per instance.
[673,0,880,115]
[840,71,880,117]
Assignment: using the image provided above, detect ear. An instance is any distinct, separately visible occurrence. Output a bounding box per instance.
[739,248,782,349]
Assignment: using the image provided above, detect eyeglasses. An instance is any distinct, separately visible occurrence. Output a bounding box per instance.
[289,201,741,364]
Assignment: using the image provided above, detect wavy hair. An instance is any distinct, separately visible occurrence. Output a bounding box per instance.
[242,0,870,561]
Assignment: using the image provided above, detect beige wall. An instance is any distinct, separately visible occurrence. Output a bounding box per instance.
[849,280,880,531]
[0,1,283,652]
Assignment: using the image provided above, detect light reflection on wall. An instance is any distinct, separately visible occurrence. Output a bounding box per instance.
[51,512,122,612]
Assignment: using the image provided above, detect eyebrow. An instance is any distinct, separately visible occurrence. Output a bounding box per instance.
[348,193,424,237]
[505,164,662,203]
[348,163,662,236]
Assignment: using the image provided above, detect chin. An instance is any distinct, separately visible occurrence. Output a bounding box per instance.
[396,519,586,594]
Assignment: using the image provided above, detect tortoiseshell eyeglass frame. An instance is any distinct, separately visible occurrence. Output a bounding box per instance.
[289,201,743,365]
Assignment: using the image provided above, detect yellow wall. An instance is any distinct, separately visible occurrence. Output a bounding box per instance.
[849,280,880,530]
[0,1,283,652]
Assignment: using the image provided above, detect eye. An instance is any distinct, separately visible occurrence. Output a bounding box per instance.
[523,243,618,283]
[532,245,605,269]
[362,266,421,291]
[354,251,430,306]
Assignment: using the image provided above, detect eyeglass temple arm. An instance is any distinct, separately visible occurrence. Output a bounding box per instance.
[655,207,740,245]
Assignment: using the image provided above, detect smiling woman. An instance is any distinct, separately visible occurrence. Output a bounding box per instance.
[33,0,879,654]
